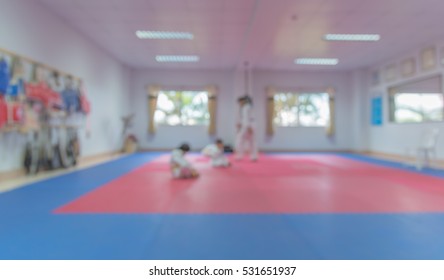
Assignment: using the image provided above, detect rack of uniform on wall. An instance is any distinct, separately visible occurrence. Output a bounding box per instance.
[0,47,91,174]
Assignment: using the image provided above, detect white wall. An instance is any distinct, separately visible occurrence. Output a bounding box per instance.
[131,68,358,152]
[0,0,132,172]
[130,69,235,150]
[366,41,444,159]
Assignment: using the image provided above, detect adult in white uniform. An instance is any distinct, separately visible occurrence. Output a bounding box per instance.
[202,139,231,167]
[235,95,258,161]
[170,143,199,179]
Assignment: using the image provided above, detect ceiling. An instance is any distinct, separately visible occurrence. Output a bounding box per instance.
[38,0,444,71]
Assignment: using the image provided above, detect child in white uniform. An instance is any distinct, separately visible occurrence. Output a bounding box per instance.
[170,143,199,179]
[202,139,231,167]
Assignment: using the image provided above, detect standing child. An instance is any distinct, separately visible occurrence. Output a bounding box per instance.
[202,139,231,167]
[235,95,258,161]
[170,143,199,179]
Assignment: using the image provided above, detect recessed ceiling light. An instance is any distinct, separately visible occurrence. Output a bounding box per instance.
[155,55,200,62]
[295,58,339,65]
[324,34,380,41]
[136,31,194,40]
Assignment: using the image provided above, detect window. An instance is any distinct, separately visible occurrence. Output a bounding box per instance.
[389,75,444,123]
[154,90,209,126]
[273,92,330,127]
[390,93,443,123]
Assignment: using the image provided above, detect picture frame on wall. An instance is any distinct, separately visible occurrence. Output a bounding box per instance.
[420,46,436,71]
[371,70,380,86]
[384,64,397,82]
[401,57,416,77]
[440,47,444,66]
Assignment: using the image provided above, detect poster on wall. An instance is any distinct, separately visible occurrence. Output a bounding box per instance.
[0,47,90,131]
[371,96,383,126]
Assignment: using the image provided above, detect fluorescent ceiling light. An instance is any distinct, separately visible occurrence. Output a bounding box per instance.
[324,34,380,41]
[295,58,338,65]
[136,31,194,40]
[156,55,200,62]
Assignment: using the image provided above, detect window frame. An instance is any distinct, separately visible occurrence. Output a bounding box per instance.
[153,87,210,127]
[388,75,444,124]
[272,90,331,128]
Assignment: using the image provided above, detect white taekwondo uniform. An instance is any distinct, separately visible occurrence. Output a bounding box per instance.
[202,144,230,167]
[235,102,258,161]
[170,149,194,178]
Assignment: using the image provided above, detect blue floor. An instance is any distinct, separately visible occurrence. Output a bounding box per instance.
[1,152,444,260]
